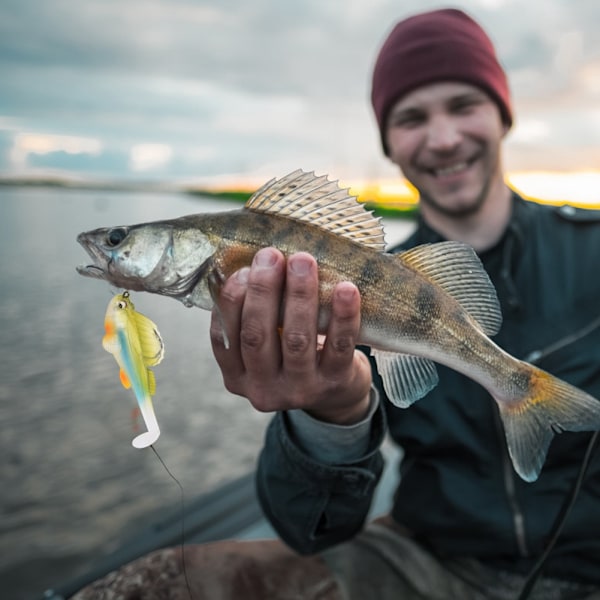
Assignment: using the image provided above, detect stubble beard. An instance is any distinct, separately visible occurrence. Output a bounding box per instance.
[418,172,493,219]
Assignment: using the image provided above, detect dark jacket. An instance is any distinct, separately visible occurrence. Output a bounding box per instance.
[256,193,600,584]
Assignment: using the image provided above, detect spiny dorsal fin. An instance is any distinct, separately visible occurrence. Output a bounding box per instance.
[245,169,386,251]
[398,241,502,336]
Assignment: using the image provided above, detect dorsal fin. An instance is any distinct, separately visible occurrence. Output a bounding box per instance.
[398,241,502,336]
[245,169,387,251]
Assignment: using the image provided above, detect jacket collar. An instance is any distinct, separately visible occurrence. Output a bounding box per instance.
[410,189,528,252]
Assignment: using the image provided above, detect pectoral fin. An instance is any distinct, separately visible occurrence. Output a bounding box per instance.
[132,311,165,366]
[371,349,438,408]
[208,267,230,350]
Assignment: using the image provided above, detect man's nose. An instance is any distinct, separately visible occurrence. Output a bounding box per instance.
[426,115,461,151]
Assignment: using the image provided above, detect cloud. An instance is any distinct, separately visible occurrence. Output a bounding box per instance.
[129,143,173,172]
[8,132,102,170]
[510,119,551,144]
[1,0,600,181]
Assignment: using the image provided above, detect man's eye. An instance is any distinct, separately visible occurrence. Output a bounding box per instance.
[453,102,474,113]
[389,114,423,128]
[452,97,485,113]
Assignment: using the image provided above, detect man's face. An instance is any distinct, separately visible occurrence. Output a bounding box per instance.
[384,81,509,218]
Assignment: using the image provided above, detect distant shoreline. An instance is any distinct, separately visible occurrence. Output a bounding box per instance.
[4,174,597,215]
[0,176,420,219]
[0,175,181,193]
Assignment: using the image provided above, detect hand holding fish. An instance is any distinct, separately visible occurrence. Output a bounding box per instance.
[210,248,373,424]
[77,169,600,481]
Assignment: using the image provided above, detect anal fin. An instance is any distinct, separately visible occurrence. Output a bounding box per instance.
[371,349,438,408]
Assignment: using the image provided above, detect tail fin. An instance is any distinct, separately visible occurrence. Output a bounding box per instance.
[497,366,600,482]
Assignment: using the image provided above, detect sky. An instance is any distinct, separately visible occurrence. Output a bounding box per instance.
[1,0,600,193]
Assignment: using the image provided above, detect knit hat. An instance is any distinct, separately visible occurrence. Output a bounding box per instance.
[371,8,512,155]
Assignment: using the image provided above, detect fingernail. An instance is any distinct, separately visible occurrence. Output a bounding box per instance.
[254,248,277,268]
[236,267,250,283]
[336,282,356,301]
[289,254,312,276]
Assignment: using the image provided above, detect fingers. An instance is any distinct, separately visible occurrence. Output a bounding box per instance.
[320,281,362,376]
[237,249,286,381]
[234,251,321,408]
[210,248,287,406]
[209,266,250,382]
[311,281,373,424]
[210,247,371,419]
[279,253,319,379]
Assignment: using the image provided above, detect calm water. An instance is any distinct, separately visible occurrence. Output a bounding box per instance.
[0,185,414,599]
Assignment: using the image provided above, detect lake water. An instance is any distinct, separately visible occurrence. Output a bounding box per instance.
[0,185,414,599]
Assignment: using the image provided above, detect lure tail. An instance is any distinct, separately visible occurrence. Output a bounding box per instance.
[132,371,161,448]
[133,395,161,448]
[498,365,600,481]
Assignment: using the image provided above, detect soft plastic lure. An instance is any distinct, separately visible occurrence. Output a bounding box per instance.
[102,291,164,448]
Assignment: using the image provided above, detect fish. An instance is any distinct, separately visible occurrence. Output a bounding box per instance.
[102,290,164,448]
[77,169,600,481]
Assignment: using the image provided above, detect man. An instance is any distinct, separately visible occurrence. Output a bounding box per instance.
[74,8,600,600]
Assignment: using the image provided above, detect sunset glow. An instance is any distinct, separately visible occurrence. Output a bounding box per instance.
[506,171,600,208]
[343,170,600,210]
[197,170,600,213]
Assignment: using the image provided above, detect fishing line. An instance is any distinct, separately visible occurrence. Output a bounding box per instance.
[150,444,194,600]
[516,431,600,600]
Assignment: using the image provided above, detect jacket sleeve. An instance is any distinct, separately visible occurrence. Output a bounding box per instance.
[255,400,386,555]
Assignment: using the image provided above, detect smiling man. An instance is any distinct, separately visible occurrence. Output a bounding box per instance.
[240,9,600,599]
[73,9,600,600]
[371,9,514,252]
[385,81,512,251]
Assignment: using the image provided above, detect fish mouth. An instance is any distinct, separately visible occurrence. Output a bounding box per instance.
[76,232,110,280]
[76,263,107,279]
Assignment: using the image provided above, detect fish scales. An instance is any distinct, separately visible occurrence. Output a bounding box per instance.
[77,169,600,481]
[199,210,454,345]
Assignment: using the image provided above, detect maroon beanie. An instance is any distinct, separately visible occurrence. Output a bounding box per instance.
[371,8,512,155]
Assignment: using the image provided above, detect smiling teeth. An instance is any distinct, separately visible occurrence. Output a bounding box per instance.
[435,162,468,177]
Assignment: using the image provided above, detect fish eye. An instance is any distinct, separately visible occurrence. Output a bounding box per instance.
[106,228,128,247]
[117,300,127,309]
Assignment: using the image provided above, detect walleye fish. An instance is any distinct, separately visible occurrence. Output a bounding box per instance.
[103,291,164,448]
[77,169,600,481]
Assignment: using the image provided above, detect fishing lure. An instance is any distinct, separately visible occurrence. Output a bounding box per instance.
[102,291,164,448]
[101,293,194,597]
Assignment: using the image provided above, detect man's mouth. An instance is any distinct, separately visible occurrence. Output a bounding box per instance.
[432,161,469,177]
